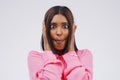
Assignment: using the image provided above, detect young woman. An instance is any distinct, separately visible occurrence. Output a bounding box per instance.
[28,6,93,80]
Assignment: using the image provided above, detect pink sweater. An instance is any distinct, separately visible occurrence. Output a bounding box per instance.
[28,49,93,80]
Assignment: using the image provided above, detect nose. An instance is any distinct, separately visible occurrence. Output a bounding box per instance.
[56,27,62,36]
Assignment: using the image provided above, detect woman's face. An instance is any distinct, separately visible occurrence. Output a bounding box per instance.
[50,14,69,51]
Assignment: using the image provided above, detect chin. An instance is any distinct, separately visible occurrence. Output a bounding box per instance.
[55,48,64,51]
[52,46,67,55]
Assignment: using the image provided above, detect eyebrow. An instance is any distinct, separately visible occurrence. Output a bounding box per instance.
[50,23,56,25]
[62,22,69,25]
[50,22,69,25]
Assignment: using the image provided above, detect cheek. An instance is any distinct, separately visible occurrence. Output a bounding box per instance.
[63,30,69,39]
[50,30,55,39]
[50,29,69,39]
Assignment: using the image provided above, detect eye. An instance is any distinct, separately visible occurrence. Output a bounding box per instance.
[63,24,69,29]
[50,24,56,29]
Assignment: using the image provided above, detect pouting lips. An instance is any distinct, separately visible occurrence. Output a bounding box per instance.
[55,40,63,44]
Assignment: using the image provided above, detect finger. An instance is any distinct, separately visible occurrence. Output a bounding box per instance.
[72,24,76,33]
[72,24,77,38]
[69,24,76,51]
[42,22,45,33]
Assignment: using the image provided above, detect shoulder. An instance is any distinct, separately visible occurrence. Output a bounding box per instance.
[28,50,42,57]
[28,50,57,62]
[27,50,44,63]
[28,50,43,60]
[77,49,93,58]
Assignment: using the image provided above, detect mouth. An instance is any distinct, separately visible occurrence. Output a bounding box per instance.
[55,40,63,44]
[52,39,66,51]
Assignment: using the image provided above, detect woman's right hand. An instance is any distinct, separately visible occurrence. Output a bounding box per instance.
[42,22,51,50]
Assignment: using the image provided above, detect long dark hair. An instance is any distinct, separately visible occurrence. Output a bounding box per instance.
[41,6,78,55]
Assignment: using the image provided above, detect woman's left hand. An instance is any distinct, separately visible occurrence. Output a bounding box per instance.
[69,24,76,51]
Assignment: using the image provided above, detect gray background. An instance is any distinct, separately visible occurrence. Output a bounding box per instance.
[0,0,120,80]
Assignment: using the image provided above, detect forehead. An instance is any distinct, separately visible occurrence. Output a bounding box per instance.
[51,14,68,23]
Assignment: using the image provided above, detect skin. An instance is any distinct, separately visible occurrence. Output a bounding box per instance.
[50,14,69,51]
[42,14,76,52]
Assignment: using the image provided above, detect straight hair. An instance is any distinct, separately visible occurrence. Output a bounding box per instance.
[41,6,78,55]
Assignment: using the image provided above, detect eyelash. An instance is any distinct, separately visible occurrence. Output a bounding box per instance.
[50,25,56,29]
[50,24,69,29]
[63,25,69,29]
